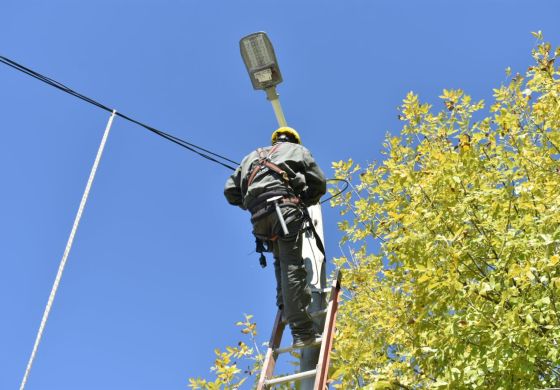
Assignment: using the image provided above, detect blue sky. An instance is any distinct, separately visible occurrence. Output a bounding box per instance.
[1,1,559,389]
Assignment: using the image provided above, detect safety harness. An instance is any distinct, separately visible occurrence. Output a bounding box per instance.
[246,144,289,189]
[255,209,326,268]
[245,144,299,222]
[244,143,326,267]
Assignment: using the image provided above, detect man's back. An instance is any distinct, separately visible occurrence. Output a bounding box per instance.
[224,142,325,211]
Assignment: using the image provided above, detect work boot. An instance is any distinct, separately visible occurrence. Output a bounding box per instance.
[292,332,321,348]
[291,319,321,348]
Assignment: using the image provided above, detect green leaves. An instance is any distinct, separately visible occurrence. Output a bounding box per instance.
[331,38,560,389]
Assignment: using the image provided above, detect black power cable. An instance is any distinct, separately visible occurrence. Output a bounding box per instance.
[0,55,239,171]
[0,55,350,201]
[320,178,350,204]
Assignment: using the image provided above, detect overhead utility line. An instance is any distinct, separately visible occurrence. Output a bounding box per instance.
[0,55,349,204]
[0,55,239,171]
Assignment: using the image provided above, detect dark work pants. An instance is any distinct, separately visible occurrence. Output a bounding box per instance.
[252,206,316,340]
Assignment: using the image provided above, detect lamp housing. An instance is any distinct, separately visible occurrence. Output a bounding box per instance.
[239,32,283,90]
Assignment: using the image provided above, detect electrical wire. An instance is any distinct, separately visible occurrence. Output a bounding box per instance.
[320,178,349,204]
[0,55,239,171]
[0,55,351,201]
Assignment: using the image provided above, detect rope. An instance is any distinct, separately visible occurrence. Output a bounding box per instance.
[19,110,117,390]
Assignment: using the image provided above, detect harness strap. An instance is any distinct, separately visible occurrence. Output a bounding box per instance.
[252,199,326,265]
[302,208,327,259]
[246,148,266,189]
[249,196,301,222]
[246,144,288,188]
[263,160,289,182]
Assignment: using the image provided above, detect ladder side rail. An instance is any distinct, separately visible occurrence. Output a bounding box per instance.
[315,287,340,389]
[314,271,342,390]
[257,309,286,390]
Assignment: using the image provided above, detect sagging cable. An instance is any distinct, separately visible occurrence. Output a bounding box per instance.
[0,55,238,171]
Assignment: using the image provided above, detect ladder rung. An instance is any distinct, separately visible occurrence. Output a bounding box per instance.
[275,337,322,354]
[264,369,317,386]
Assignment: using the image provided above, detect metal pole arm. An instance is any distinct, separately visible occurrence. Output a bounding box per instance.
[265,87,287,127]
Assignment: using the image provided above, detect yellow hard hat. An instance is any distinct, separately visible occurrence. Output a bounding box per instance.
[271,127,302,145]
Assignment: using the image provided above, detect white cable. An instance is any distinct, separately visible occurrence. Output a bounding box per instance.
[19,110,117,390]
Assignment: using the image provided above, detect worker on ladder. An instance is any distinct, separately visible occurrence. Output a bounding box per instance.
[224,126,326,347]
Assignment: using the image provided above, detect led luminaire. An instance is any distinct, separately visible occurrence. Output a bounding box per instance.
[240,32,282,90]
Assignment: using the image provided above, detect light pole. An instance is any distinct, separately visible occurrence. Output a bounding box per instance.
[239,32,327,388]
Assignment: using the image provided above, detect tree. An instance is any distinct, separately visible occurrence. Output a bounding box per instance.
[330,35,560,389]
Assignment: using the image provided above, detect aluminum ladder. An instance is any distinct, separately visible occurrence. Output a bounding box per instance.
[256,270,342,389]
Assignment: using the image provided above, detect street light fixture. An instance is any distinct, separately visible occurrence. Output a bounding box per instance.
[240,32,283,90]
[239,32,287,126]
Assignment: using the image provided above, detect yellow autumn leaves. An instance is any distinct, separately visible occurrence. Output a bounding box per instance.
[331,37,560,389]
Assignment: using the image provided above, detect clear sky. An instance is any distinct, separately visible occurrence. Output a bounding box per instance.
[1,1,559,389]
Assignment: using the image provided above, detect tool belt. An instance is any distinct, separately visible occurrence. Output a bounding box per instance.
[248,193,301,223]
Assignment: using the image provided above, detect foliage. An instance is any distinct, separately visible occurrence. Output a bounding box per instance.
[330,35,560,389]
[187,314,297,389]
[188,314,262,389]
